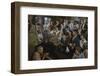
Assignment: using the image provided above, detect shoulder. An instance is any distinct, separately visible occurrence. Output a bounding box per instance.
[33,52,41,60]
[34,52,39,56]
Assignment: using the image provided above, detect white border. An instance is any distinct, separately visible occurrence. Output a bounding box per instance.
[20,6,95,70]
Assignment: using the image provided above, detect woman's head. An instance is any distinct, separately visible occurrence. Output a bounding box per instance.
[37,46,44,54]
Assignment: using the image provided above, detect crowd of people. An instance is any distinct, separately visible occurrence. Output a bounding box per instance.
[28,15,88,60]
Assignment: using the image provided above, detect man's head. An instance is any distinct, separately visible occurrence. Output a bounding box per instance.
[72,30,78,36]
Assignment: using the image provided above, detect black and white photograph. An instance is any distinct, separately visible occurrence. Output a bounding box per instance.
[28,15,88,60]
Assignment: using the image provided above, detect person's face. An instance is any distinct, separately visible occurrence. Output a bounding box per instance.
[38,47,43,54]
[56,21,59,25]
[72,31,76,36]
[69,43,72,47]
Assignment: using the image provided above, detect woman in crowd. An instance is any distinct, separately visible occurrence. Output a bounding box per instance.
[32,46,51,60]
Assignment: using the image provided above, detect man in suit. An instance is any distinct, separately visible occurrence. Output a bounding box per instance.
[72,30,80,47]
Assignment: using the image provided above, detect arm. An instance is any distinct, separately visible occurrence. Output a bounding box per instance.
[42,53,52,60]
